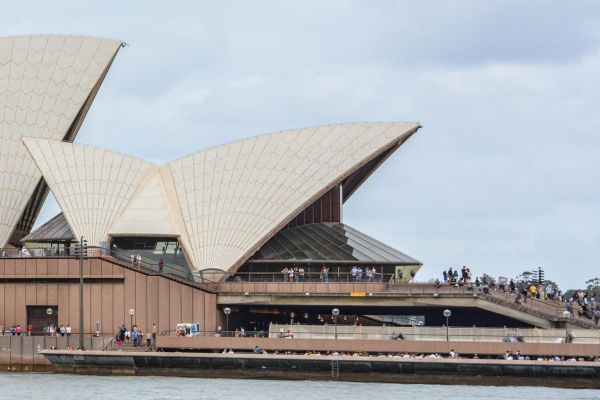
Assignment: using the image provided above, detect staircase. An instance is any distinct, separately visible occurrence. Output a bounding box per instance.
[482,291,597,329]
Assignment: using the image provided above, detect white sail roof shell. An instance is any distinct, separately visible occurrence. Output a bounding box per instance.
[22,138,152,246]
[24,122,420,272]
[0,35,122,247]
[164,122,419,272]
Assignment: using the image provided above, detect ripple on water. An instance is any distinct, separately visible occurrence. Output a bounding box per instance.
[0,374,599,400]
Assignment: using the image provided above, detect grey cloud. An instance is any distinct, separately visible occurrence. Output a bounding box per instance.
[5,0,599,289]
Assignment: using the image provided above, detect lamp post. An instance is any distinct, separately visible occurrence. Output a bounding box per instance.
[129,308,135,332]
[76,236,87,350]
[562,310,571,343]
[224,307,231,336]
[332,308,340,340]
[46,307,53,336]
[443,309,452,341]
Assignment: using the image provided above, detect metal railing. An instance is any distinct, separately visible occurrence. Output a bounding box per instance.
[0,245,198,282]
[224,271,393,283]
[267,324,600,344]
[147,326,600,344]
[143,329,170,352]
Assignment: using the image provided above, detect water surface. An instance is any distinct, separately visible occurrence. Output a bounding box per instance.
[1,373,599,399]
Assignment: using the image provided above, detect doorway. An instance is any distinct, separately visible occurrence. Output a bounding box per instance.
[26,306,58,335]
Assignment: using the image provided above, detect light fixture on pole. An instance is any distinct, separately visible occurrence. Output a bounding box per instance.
[443,309,452,342]
[75,236,87,350]
[129,308,135,332]
[224,307,231,335]
[562,310,571,343]
[332,308,340,340]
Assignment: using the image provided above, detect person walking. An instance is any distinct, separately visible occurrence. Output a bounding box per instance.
[158,258,164,273]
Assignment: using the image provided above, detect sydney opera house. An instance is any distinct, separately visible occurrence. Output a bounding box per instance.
[0,35,429,335]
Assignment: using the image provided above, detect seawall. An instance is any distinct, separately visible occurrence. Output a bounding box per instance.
[41,350,600,389]
[0,335,112,372]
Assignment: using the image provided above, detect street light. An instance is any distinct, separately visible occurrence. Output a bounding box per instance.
[129,308,135,331]
[443,309,452,341]
[562,310,571,343]
[224,307,231,335]
[332,308,340,340]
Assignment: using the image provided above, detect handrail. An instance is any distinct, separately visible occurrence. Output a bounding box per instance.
[142,328,600,343]
[102,331,120,351]
[144,329,170,352]
[226,271,394,283]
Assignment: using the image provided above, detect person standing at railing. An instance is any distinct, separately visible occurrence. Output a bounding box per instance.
[566,299,574,315]
[136,254,142,268]
[159,258,164,273]
[298,266,305,282]
[320,265,329,283]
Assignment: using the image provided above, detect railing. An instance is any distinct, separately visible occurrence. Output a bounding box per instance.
[224,271,394,283]
[481,288,597,328]
[108,248,198,282]
[143,329,170,352]
[102,331,120,351]
[267,324,600,344]
[150,326,600,344]
[385,282,598,328]
[0,245,198,283]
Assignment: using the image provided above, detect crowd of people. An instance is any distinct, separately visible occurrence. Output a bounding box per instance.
[435,266,472,288]
[0,323,73,336]
[115,323,158,348]
[214,348,599,363]
[278,265,381,283]
[434,266,600,326]
[482,278,600,326]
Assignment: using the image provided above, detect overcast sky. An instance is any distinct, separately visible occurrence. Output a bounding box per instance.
[3,1,599,289]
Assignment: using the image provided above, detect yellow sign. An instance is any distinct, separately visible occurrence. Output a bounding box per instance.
[351,292,366,297]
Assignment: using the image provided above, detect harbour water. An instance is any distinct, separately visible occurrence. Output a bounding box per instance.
[1,374,599,399]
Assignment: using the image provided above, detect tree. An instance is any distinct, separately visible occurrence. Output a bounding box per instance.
[481,273,496,286]
[543,279,560,292]
[514,271,533,292]
[514,271,560,293]
[585,277,600,294]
